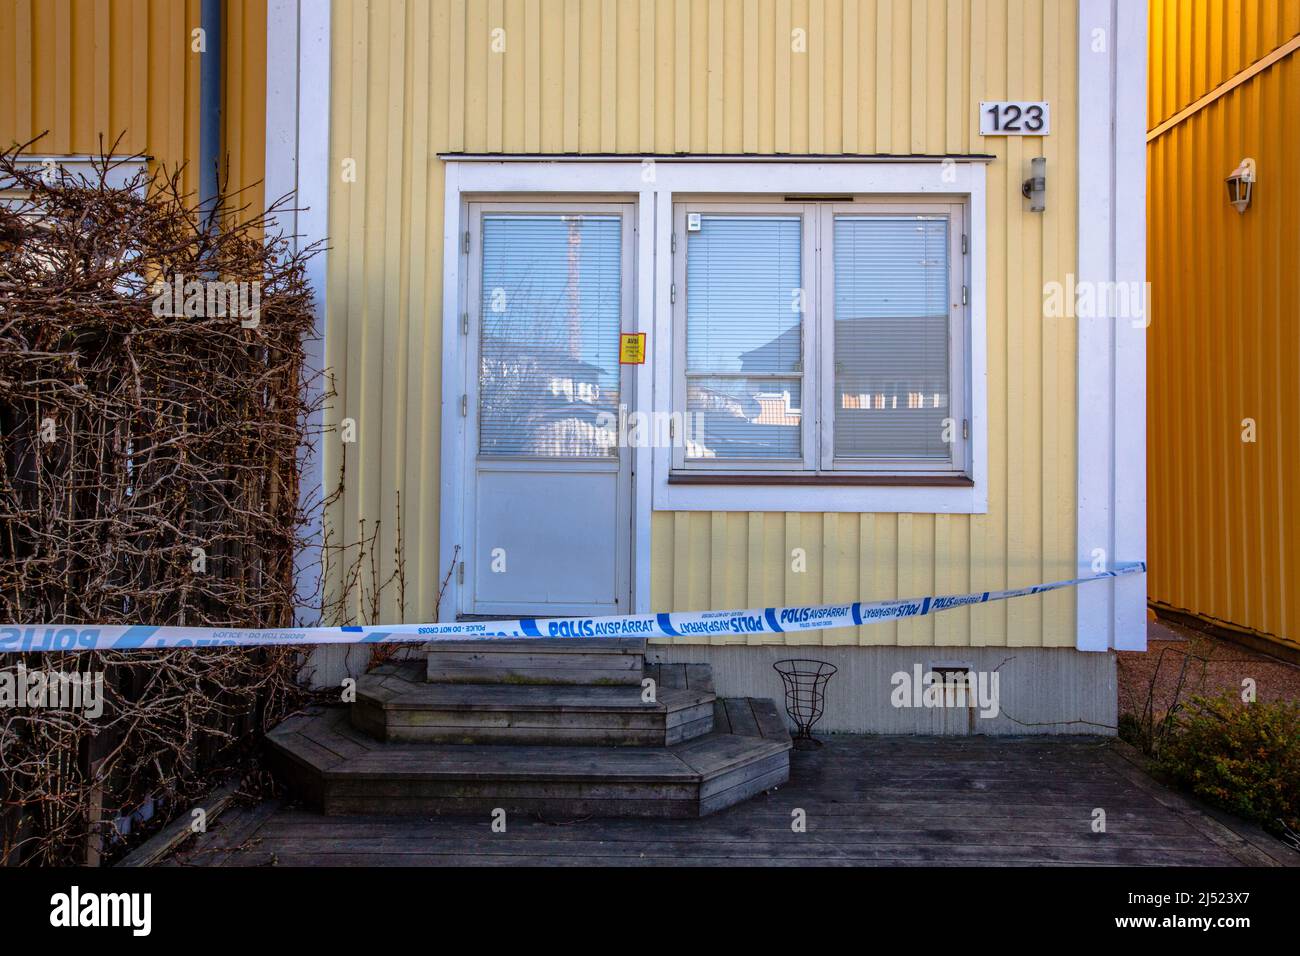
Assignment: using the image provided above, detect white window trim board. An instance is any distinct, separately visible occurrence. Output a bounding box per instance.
[265,0,331,624]
[1,155,148,195]
[1076,0,1148,652]
[653,163,987,514]
[439,159,990,618]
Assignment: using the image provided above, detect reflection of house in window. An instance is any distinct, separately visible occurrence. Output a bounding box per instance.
[479,336,615,457]
[753,391,800,425]
[841,392,947,409]
[685,326,803,460]
[684,316,952,461]
[738,328,802,387]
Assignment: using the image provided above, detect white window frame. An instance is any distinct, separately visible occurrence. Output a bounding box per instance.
[654,164,987,515]
[821,202,968,475]
[1,155,148,207]
[671,202,819,472]
[672,198,969,478]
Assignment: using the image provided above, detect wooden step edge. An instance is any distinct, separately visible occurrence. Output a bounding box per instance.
[361,689,715,715]
[673,737,792,780]
[323,764,704,785]
[369,697,668,714]
[319,794,705,819]
[425,638,647,655]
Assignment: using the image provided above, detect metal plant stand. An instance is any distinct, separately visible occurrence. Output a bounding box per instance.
[772,659,837,749]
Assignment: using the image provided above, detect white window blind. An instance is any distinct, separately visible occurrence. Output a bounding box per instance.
[832,215,952,461]
[685,215,803,460]
[478,214,622,457]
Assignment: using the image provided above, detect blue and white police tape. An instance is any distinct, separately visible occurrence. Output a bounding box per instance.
[1,562,1145,653]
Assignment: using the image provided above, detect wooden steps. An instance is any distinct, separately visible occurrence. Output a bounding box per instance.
[353,662,715,746]
[426,638,646,685]
[267,640,791,819]
[267,698,791,819]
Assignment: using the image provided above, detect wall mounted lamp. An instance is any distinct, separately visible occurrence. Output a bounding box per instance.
[1022,157,1046,213]
[1226,158,1256,214]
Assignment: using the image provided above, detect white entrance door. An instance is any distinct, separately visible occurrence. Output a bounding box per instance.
[464,203,634,617]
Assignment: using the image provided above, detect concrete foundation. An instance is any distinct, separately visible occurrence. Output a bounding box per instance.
[646,644,1118,736]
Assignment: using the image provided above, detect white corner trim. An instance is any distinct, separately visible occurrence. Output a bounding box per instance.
[266,0,331,624]
[1112,0,1149,653]
[263,1,299,238]
[1076,0,1148,652]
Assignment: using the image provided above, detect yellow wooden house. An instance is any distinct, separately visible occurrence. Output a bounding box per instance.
[5,0,1150,735]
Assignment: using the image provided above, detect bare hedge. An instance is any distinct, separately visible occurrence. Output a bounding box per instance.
[0,142,324,865]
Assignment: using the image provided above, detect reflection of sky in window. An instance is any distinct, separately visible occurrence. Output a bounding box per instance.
[687,216,802,374]
[480,215,621,388]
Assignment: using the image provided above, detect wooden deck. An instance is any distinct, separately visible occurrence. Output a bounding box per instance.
[165,736,1300,867]
[266,696,790,818]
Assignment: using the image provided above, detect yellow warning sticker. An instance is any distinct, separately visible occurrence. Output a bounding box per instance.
[619,332,646,365]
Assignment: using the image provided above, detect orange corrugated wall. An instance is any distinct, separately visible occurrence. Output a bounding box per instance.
[1148,0,1300,653]
[0,0,266,212]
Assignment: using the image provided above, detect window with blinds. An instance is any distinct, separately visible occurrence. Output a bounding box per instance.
[684,215,803,461]
[674,202,965,476]
[478,213,622,458]
[832,215,952,462]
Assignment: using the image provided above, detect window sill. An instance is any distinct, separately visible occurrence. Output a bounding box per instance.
[655,464,987,513]
[668,472,974,487]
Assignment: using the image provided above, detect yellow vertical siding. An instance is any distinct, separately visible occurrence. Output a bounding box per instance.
[380,0,1080,157]
[0,0,266,211]
[326,0,1078,647]
[1148,2,1300,653]
[1149,0,1300,128]
[223,0,267,216]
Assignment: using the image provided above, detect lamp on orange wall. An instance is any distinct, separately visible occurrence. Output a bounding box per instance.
[1226,158,1256,214]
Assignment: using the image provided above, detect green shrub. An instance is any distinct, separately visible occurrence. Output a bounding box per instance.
[1155,692,1300,837]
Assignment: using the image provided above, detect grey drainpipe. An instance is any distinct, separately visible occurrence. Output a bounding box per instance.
[198,0,222,227]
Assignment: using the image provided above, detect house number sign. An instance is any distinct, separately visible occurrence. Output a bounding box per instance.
[980,101,1050,136]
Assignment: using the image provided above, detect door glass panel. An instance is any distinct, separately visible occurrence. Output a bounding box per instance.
[832,215,951,461]
[685,214,803,460]
[479,214,622,457]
